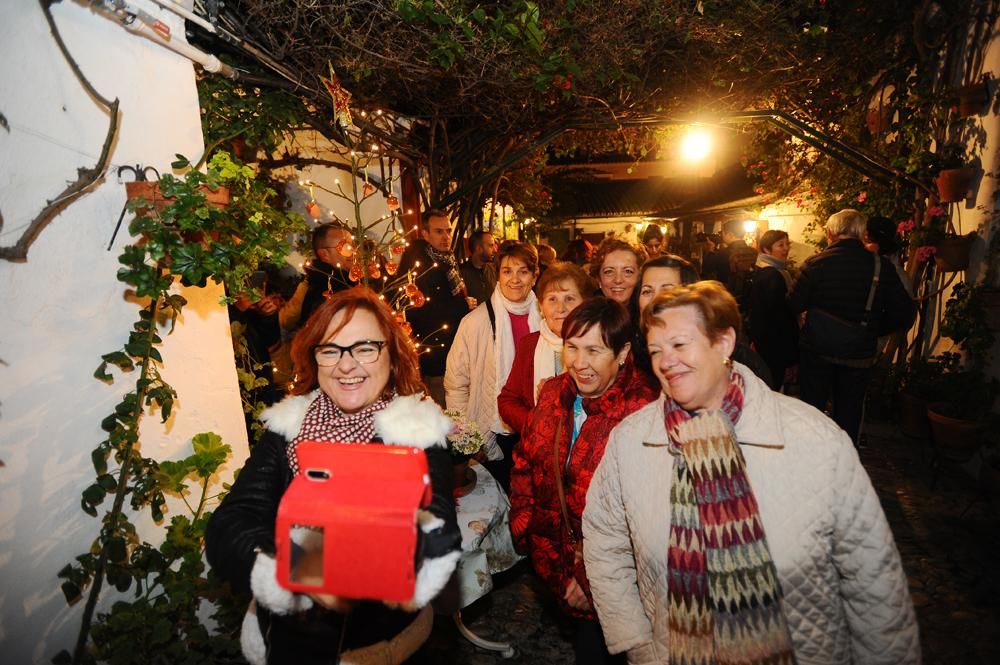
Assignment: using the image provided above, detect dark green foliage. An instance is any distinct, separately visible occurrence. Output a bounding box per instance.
[58,152,304,664]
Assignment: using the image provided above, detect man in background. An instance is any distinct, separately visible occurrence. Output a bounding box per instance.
[460,230,498,305]
[399,209,475,406]
[299,222,351,325]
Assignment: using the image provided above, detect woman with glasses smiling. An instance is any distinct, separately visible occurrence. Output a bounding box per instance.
[206,287,461,665]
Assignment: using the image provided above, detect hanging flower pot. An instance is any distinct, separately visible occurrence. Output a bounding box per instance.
[935,167,975,203]
[926,403,981,461]
[934,232,976,272]
[865,107,892,135]
[953,81,990,118]
[126,181,231,216]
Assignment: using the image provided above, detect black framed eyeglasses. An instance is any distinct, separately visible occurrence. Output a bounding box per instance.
[313,340,387,366]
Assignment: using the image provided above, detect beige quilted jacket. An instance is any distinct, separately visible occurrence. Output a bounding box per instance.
[582,363,920,665]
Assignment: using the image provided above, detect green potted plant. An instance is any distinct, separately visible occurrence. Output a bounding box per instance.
[932,143,975,203]
[924,282,999,458]
[891,353,959,438]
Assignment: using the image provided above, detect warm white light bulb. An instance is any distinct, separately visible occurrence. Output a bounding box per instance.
[680,128,713,162]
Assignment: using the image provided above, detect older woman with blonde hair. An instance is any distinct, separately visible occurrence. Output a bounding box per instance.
[583,281,919,665]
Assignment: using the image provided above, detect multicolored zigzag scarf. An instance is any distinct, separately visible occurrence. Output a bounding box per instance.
[663,371,796,665]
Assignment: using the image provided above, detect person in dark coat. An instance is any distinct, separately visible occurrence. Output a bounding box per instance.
[299,223,352,327]
[459,229,498,306]
[510,297,657,665]
[397,208,475,406]
[747,229,799,391]
[790,209,916,444]
[205,288,461,665]
[701,220,746,283]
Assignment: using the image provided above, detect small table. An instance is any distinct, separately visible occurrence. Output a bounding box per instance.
[440,461,523,656]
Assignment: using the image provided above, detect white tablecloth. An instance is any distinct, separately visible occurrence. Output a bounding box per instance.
[449,461,523,608]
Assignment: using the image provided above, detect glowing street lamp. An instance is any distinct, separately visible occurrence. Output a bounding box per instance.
[680,128,713,162]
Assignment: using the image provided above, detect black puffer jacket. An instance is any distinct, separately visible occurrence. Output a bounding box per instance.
[789,238,915,337]
[205,392,461,665]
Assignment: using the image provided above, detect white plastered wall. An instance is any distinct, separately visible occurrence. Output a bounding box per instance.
[0,3,248,662]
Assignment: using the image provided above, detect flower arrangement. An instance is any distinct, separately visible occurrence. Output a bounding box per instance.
[444,410,485,458]
[899,205,949,262]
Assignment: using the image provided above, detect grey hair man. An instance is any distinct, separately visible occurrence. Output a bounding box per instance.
[789,209,915,445]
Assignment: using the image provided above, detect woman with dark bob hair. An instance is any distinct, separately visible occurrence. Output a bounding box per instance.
[583,282,918,664]
[206,287,461,665]
[446,241,541,489]
[510,297,657,665]
[498,261,595,434]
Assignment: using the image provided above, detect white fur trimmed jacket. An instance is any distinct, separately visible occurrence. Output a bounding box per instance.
[205,392,461,665]
[582,364,920,665]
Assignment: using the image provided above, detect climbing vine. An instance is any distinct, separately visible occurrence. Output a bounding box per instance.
[54,152,307,665]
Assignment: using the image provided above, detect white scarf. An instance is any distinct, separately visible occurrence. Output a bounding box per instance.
[532,319,563,401]
[491,286,541,433]
[756,253,793,291]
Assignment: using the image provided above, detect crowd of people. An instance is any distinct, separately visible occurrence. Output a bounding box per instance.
[207,207,920,665]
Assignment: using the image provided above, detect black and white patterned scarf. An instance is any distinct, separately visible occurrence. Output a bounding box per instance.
[425,244,466,296]
[286,390,396,475]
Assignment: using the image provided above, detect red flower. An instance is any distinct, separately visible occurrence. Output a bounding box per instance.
[857,191,868,203]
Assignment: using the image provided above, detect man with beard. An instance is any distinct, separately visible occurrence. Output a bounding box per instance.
[460,230,498,305]
[399,209,475,406]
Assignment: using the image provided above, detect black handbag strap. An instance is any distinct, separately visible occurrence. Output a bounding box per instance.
[485,298,497,340]
[860,253,881,328]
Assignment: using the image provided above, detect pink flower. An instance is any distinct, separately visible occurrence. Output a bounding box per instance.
[928,206,946,217]
[915,245,938,263]
[857,191,868,202]
[897,219,915,234]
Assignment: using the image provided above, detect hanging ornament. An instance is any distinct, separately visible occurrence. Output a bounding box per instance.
[367,261,381,279]
[384,259,399,276]
[337,238,354,258]
[320,63,353,128]
[391,244,406,255]
[386,195,400,211]
[406,283,426,307]
[306,201,321,218]
[362,182,375,197]
[349,261,363,282]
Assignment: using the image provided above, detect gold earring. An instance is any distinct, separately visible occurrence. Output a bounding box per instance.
[723,357,733,368]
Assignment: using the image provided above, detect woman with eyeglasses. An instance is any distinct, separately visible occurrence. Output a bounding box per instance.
[206,287,461,665]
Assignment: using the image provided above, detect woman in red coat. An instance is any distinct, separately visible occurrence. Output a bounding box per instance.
[498,261,594,434]
[509,297,657,665]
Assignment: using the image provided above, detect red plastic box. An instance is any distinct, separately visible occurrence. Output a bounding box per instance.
[275,441,430,602]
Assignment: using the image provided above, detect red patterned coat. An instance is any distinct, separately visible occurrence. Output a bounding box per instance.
[509,355,657,618]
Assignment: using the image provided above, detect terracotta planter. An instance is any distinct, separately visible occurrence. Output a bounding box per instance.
[935,168,975,203]
[865,107,892,135]
[898,391,930,439]
[926,403,981,461]
[126,181,231,215]
[933,232,976,272]
[953,82,990,118]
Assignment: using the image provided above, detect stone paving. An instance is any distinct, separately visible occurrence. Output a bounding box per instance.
[424,419,1000,664]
